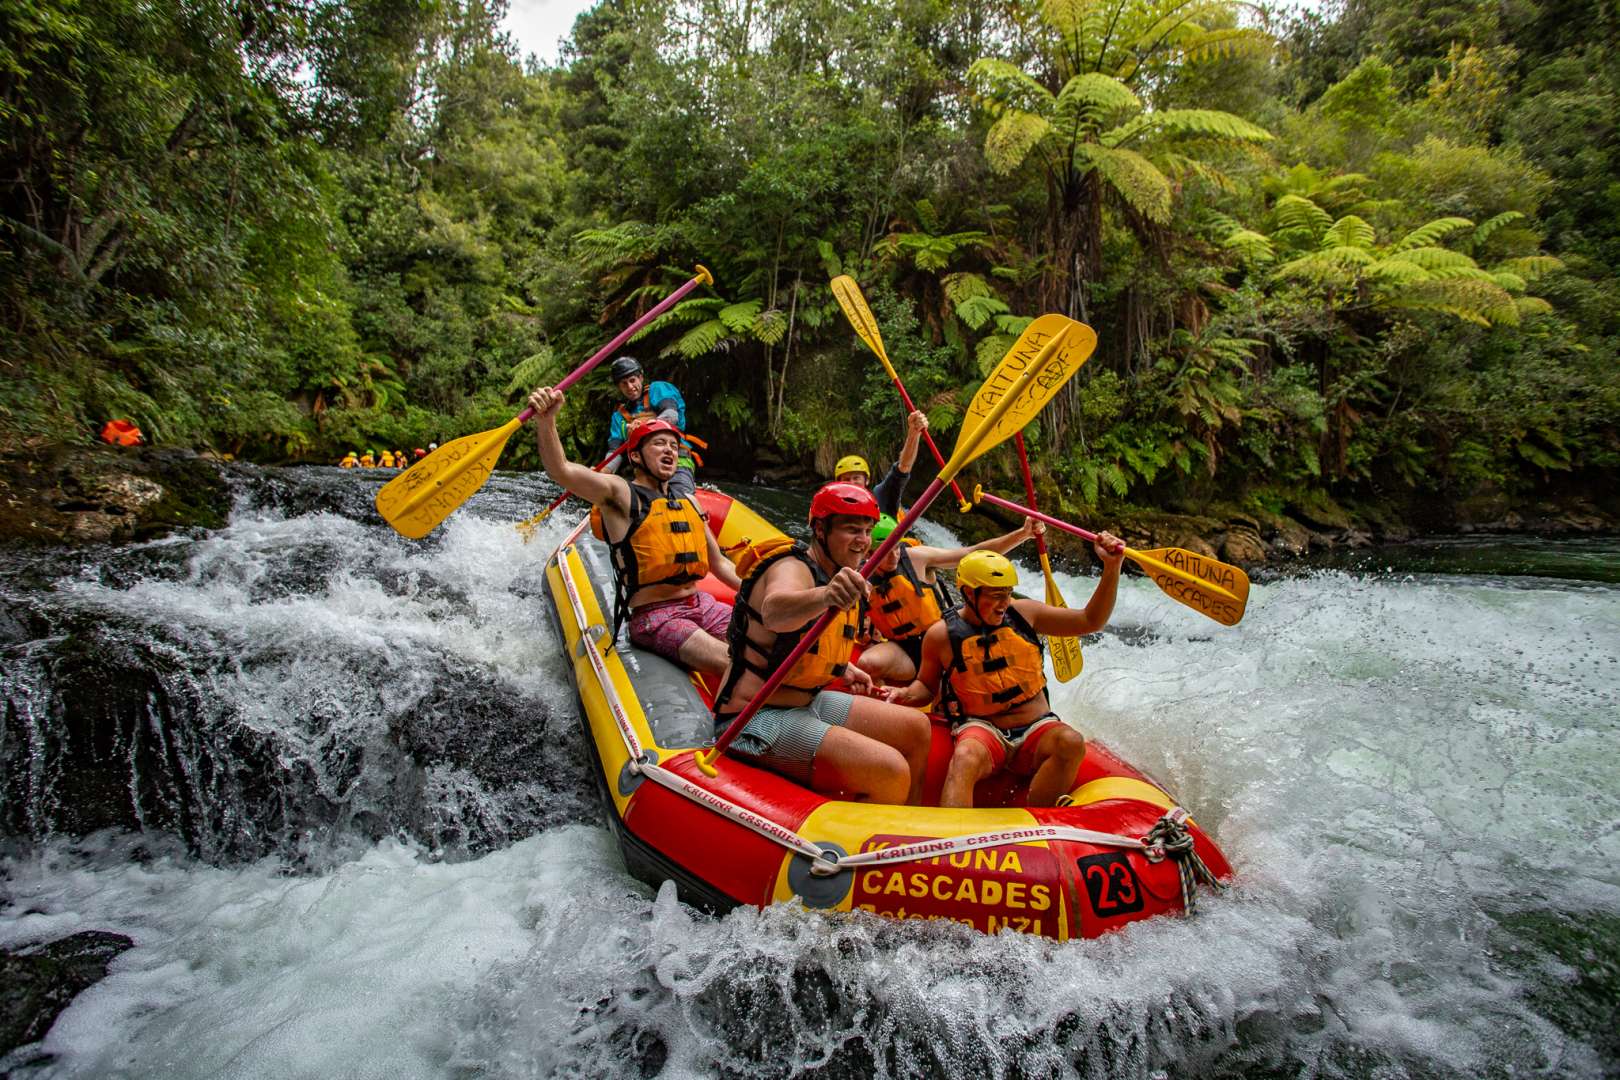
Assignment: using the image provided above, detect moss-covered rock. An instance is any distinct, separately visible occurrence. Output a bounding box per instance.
[0,443,229,546]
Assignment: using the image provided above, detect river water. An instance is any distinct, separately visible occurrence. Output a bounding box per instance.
[1,466,1616,1079]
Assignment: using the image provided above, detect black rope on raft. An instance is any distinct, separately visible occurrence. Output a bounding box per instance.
[1140,808,1227,916]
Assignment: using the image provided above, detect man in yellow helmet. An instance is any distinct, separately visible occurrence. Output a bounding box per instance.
[858,512,1047,687]
[833,409,927,517]
[890,537,1123,808]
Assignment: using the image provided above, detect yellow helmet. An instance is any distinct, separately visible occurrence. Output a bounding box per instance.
[834,454,870,479]
[957,551,1019,589]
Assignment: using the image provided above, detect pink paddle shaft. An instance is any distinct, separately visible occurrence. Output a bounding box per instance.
[1013,434,1051,560]
[977,489,1123,554]
[708,474,949,757]
[514,271,711,423]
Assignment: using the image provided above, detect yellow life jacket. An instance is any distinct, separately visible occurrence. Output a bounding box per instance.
[589,482,709,634]
[339,456,357,468]
[941,605,1046,720]
[715,537,860,712]
[868,545,947,642]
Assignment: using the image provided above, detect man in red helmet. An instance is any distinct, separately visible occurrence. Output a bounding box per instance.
[712,482,931,804]
[529,386,740,674]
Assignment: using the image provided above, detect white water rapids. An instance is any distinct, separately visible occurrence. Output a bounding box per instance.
[1,468,1616,1078]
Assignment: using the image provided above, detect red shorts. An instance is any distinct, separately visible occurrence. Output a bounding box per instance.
[952,714,1065,776]
[628,591,730,661]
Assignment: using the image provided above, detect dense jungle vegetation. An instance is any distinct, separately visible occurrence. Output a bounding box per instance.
[2,0,1617,523]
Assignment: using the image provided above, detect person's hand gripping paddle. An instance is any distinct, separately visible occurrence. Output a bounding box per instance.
[698,313,1097,775]
[972,488,1250,626]
[377,266,713,539]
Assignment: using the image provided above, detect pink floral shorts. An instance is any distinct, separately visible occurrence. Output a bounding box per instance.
[628,591,730,661]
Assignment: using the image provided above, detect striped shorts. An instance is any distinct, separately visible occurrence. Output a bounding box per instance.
[724,691,856,788]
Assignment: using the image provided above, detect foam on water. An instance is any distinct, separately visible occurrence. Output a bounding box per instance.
[2,473,1617,1078]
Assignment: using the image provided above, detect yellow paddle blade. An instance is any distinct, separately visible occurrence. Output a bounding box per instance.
[375,417,523,539]
[1130,547,1251,627]
[515,505,552,544]
[950,315,1096,471]
[1040,551,1083,681]
[830,275,900,381]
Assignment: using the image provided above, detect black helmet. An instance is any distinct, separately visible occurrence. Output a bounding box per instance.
[609,356,643,382]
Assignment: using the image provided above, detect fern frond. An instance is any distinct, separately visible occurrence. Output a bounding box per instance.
[1322,215,1375,250]
[718,299,764,333]
[942,273,992,305]
[1392,278,1517,326]
[985,109,1054,175]
[1515,296,1554,317]
[1054,73,1141,138]
[664,318,731,358]
[1495,255,1564,280]
[976,333,1017,375]
[1366,258,1433,285]
[1392,246,1476,271]
[1388,217,1473,254]
[630,298,725,340]
[1158,153,1236,191]
[1079,144,1173,222]
[1489,271,1527,294]
[956,294,1011,331]
[1041,0,1097,36]
[572,221,665,267]
[1222,228,1275,263]
[968,59,1055,115]
[753,308,787,345]
[993,314,1034,336]
[1177,26,1275,63]
[1472,211,1524,248]
[505,347,558,396]
[1272,194,1332,237]
[1104,108,1272,148]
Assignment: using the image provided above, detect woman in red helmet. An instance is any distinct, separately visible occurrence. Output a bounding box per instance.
[529,386,740,675]
[712,482,931,805]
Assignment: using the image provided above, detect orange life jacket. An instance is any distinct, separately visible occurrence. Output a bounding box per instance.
[868,544,947,642]
[590,482,709,633]
[940,605,1046,721]
[715,537,860,712]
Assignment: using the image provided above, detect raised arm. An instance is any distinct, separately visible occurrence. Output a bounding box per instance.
[897,409,926,473]
[1019,532,1125,636]
[529,387,629,512]
[911,518,1043,576]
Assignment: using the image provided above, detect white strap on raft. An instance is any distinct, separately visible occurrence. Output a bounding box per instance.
[550,535,1198,893]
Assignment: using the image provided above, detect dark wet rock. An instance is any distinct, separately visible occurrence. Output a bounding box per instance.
[0,930,134,1055]
[1219,526,1268,565]
[0,444,229,546]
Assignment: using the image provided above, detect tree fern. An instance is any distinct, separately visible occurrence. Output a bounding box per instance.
[1495,255,1563,280]
[666,318,732,359]
[956,294,1011,331]
[967,59,1054,115]
[1054,73,1141,137]
[718,300,763,333]
[1223,228,1275,264]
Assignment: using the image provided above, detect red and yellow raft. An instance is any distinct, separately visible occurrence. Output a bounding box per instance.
[542,489,1231,939]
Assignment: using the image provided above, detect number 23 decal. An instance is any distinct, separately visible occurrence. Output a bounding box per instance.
[1078,852,1144,917]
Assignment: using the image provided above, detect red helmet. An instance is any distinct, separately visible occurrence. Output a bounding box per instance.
[809,481,880,525]
[624,418,682,455]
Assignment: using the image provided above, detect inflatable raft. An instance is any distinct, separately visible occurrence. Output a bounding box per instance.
[542,489,1230,939]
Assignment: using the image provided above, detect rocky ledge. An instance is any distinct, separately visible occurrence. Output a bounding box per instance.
[0,443,231,546]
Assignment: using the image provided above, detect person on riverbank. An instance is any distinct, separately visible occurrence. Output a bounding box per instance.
[359,450,376,468]
[835,409,927,518]
[338,452,359,468]
[605,356,703,502]
[529,386,740,675]
[378,449,396,468]
[889,540,1123,808]
[712,482,931,805]
[858,513,1048,687]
